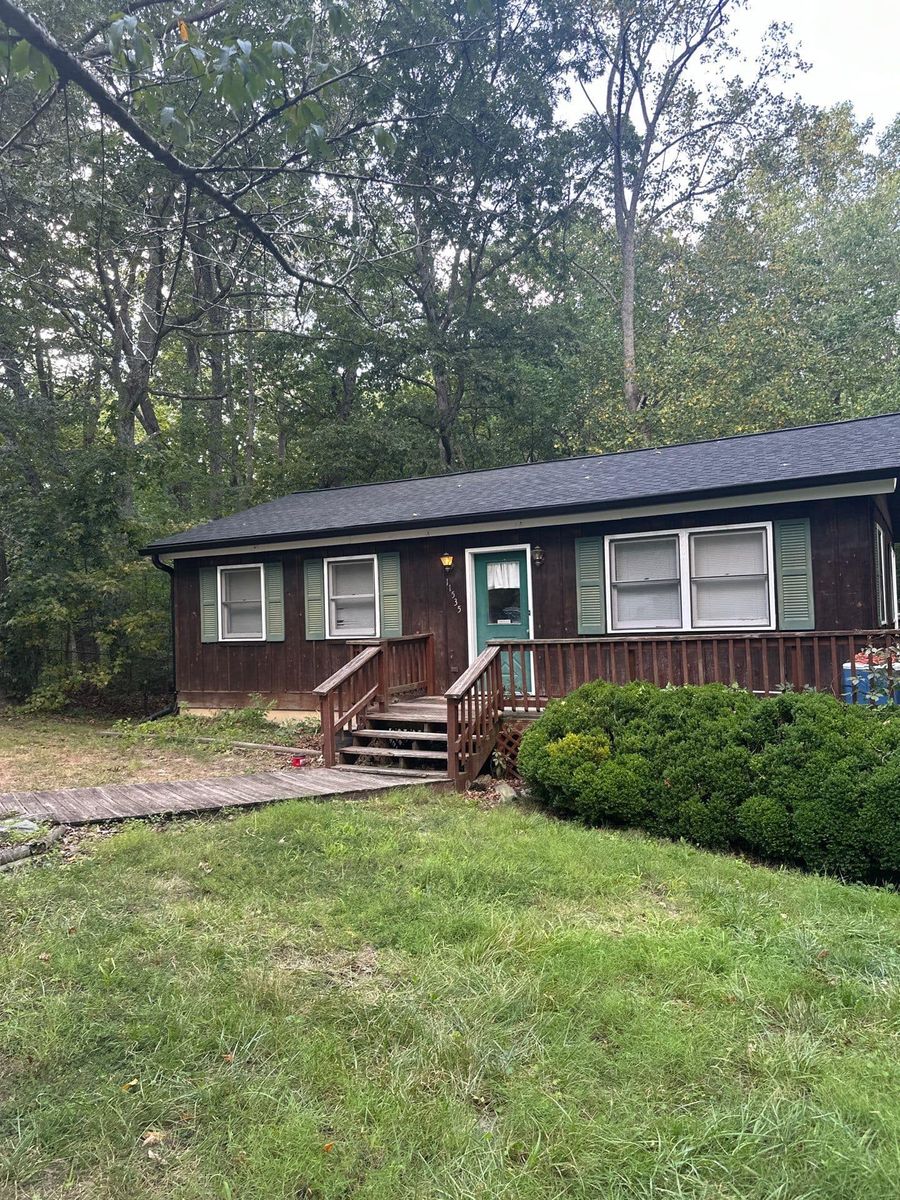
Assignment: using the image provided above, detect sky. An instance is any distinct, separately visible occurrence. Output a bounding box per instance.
[560,1,899,134]
[733,0,899,131]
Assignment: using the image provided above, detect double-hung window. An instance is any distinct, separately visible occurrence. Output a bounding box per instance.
[607,524,774,632]
[609,535,682,630]
[218,564,265,640]
[326,555,379,638]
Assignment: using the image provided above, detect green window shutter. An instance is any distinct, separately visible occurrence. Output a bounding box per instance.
[575,537,606,634]
[304,558,326,641]
[774,518,815,630]
[378,552,403,637]
[264,561,285,642]
[199,565,219,643]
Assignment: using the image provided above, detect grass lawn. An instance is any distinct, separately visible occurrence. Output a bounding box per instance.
[0,715,315,796]
[2,790,900,1199]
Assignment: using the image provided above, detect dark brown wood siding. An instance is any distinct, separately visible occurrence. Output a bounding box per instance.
[172,493,884,708]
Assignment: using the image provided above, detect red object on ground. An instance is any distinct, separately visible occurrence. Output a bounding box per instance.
[290,755,307,769]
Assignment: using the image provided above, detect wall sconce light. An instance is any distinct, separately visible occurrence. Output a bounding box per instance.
[439,551,454,574]
[531,545,545,567]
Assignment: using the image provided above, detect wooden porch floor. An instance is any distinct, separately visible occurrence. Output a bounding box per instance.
[0,765,447,826]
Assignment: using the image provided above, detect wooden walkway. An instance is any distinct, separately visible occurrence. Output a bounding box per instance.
[0,766,447,826]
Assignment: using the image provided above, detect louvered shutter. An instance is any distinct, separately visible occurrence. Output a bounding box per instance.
[264,561,285,642]
[199,566,219,642]
[378,552,403,637]
[304,559,325,640]
[774,519,815,630]
[575,537,606,634]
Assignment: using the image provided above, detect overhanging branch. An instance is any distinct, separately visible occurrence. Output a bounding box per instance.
[0,0,339,290]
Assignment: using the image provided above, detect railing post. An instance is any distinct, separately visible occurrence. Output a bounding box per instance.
[376,643,388,712]
[447,698,461,788]
[425,633,437,695]
[319,693,336,767]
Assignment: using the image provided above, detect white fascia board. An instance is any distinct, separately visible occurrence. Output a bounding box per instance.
[161,476,897,561]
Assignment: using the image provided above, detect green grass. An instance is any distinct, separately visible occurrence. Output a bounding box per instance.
[2,790,900,1199]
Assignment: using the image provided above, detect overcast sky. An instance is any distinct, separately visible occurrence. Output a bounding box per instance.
[733,0,899,131]
[561,2,898,134]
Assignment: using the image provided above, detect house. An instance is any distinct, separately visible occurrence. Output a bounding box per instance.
[143,413,900,785]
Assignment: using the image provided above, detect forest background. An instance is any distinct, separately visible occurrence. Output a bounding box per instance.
[0,0,897,709]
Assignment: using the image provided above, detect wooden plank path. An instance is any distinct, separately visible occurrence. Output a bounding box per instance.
[0,766,448,826]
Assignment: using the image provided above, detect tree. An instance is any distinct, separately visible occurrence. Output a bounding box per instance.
[575,0,797,418]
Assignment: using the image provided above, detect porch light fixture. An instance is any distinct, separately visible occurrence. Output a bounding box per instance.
[440,551,454,574]
[531,545,545,567]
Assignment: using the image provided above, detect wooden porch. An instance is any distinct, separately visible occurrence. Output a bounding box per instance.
[314,629,900,790]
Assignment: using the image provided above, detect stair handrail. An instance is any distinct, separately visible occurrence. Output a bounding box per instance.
[445,645,504,788]
[347,632,436,701]
[313,644,383,767]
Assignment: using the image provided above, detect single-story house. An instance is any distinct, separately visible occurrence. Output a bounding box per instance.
[143,413,900,784]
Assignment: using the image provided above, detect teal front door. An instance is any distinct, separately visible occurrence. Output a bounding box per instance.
[473,549,531,692]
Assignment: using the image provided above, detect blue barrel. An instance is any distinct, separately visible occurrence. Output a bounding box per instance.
[842,660,900,705]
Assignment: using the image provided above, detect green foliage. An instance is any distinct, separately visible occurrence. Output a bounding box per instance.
[519,682,900,882]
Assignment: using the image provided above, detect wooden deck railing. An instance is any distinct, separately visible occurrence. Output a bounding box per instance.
[445,646,505,787]
[314,645,383,766]
[315,633,437,765]
[490,630,900,713]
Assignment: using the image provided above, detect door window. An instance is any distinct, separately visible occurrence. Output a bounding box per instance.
[487,560,521,624]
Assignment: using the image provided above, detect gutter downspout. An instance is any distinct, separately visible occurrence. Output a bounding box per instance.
[148,554,178,720]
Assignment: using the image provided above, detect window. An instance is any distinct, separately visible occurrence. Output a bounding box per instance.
[606,524,774,632]
[218,564,265,640]
[326,555,378,638]
[487,560,522,625]
[690,529,770,628]
[610,535,681,630]
[875,524,898,628]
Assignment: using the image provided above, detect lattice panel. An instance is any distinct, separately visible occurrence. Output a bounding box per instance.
[495,720,530,773]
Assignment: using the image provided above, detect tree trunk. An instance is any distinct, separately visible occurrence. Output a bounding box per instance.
[243,297,256,497]
[620,224,640,414]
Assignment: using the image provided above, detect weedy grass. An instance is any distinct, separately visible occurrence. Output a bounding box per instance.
[0,715,306,792]
[1,788,899,1199]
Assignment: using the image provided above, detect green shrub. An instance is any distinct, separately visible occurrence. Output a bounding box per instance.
[518,682,900,883]
[736,795,796,860]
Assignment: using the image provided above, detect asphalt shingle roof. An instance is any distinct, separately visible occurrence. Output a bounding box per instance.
[144,413,900,554]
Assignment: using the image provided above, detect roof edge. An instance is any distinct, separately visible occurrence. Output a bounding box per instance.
[140,470,897,557]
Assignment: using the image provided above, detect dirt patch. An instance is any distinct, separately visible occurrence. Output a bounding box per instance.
[273,943,401,1001]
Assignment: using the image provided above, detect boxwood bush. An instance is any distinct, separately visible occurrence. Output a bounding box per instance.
[517,682,900,882]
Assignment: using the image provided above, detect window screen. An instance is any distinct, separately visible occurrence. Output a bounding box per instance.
[220,566,264,639]
[610,536,681,630]
[690,529,769,627]
[328,558,377,637]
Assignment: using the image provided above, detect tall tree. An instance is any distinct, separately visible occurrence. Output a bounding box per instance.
[575,0,797,417]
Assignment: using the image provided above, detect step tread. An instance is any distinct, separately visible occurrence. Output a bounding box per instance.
[365,713,447,727]
[352,728,448,743]
[340,746,448,761]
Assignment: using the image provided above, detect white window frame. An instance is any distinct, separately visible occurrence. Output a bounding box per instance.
[605,522,776,633]
[874,523,898,628]
[217,563,266,642]
[324,553,380,640]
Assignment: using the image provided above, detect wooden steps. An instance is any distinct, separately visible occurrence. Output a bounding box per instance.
[341,745,448,762]
[338,696,449,773]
